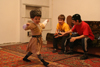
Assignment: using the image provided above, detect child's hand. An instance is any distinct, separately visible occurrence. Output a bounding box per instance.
[54,32,65,38]
[60,32,65,35]
[47,19,49,22]
[27,23,30,26]
[54,33,58,36]
[55,35,63,38]
[23,24,27,30]
[70,37,76,42]
[42,19,48,26]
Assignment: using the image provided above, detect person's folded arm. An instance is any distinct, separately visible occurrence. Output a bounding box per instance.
[55,30,73,38]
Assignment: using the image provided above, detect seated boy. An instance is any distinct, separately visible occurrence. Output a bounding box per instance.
[52,14,71,54]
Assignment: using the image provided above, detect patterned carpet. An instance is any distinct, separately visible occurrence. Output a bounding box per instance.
[0,43,100,67]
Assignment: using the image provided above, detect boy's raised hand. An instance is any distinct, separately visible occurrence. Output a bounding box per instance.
[23,23,30,30]
[47,19,49,22]
[42,19,49,26]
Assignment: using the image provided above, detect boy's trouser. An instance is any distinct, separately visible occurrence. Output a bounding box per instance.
[53,35,70,51]
[69,34,92,52]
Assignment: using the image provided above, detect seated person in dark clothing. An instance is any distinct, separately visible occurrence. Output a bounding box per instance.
[52,14,71,54]
[55,14,94,60]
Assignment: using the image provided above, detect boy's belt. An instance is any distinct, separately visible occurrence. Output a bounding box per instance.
[32,35,41,38]
[32,35,42,43]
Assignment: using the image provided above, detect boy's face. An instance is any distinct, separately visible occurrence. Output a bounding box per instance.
[72,20,79,25]
[32,16,41,24]
[58,19,64,25]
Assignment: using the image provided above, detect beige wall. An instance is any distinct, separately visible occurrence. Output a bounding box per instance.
[51,0,100,33]
[0,0,50,44]
[0,0,20,44]
[0,0,100,44]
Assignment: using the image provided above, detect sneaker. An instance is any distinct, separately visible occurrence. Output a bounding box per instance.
[58,51,64,54]
[80,54,88,60]
[65,50,73,54]
[52,49,57,53]
[23,58,31,62]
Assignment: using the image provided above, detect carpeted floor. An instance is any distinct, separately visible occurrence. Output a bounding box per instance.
[0,43,100,67]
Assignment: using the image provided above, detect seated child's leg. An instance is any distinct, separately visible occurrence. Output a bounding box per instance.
[52,36,59,53]
[80,38,92,60]
[81,38,92,52]
[58,36,69,54]
[65,38,80,54]
[53,36,58,49]
[61,36,67,51]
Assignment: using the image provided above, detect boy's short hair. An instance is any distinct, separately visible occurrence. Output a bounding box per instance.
[30,10,41,18]
[72,14,82,22]
[58,14,65,21]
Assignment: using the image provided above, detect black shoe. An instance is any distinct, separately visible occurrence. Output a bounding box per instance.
[64,51,67,54]
[80,54,88,60]
[65,50,73,54]
[43,62,49,66]
[58,51,64,54]
[52,49,57,53]
[23,58,31,62]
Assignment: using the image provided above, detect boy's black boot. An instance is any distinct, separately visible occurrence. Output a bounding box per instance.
[23,57,31,62]
[23,52,32,62]
[41,59,49,66]
[37,54,49,66]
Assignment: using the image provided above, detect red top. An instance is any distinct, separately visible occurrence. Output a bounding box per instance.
[72,21,94,40]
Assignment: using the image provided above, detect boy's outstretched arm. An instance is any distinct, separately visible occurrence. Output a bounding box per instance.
[23,23,31,30]
[41,19,49,29]
[42,19,49,26]
[23,23,29,30]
